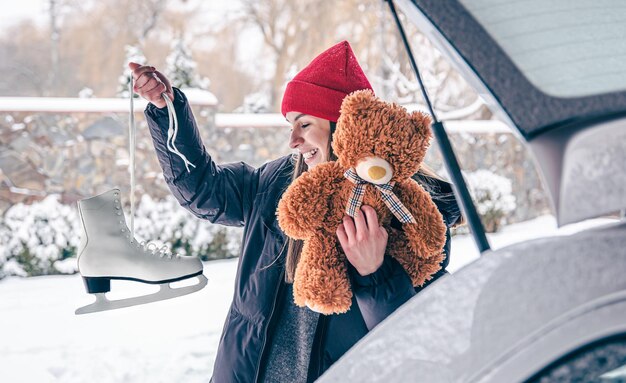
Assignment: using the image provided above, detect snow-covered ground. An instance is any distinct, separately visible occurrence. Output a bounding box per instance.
[0,214,617,383]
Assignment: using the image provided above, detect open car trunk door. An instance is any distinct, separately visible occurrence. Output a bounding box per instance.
[396,0,626,225]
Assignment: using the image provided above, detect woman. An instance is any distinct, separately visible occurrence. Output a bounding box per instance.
[130,41,461,383]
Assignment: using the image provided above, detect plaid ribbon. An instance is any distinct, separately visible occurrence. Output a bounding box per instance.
[344,168,416,224]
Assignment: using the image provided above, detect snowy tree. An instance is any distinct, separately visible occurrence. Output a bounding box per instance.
[165,38,210,90]
[375,30,488,120]
[241,0,339,111]
[117,44,147,98]
[78,87,94,98]
[465,170,517,232]
[233,90,271,113]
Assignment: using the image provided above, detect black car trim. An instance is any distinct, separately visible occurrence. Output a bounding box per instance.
[387,0,491,253]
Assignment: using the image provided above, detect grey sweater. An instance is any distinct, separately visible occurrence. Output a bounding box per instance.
[260,283,320,382]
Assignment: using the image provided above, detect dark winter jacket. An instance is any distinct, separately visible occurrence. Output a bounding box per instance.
[145,88,461,383]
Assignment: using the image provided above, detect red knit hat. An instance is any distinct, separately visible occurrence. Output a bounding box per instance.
[281,40,373,122]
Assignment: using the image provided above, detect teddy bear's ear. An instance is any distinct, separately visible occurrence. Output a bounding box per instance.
[340,89,377,116]
[410,111,433,141]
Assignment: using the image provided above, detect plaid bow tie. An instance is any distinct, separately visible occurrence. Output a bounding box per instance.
[343,168,416,224]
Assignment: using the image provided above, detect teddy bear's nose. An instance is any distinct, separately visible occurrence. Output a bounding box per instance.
[368,166,387,180]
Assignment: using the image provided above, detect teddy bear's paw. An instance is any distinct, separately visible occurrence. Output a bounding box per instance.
[294,273,353,314]
[305,299,351,315]
[297,273,353,314]
[293,281,351,314]
[305,301,327,314]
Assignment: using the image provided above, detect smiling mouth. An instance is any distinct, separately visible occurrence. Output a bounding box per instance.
[302,148,318,160]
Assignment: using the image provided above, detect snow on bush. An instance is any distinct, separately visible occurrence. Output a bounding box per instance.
[465,169,517,232]
[0,194,242,279]
[233,91,271,113]
[133,194,241,261]
[78,87,94,98]
[0,195,80,277]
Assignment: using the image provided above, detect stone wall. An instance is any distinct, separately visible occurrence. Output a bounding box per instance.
[1,110,550,224]
[0,104,221,210]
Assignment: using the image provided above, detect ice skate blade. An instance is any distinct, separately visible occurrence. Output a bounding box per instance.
[75,274,208,315]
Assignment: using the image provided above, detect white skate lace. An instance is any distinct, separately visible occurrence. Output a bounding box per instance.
[128,75,195,241]
[139,241,178,259]
[129,75,137,239]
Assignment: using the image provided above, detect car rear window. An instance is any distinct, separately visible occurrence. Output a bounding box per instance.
[459,0,626,98]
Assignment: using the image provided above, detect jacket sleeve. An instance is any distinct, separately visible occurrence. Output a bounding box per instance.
[144,88,258,227]
[349,255,416,331]
[350,225,453,331]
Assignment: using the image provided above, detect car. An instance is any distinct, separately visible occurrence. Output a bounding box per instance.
[318,0,626,382]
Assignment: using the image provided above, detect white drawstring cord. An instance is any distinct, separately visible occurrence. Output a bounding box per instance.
[162,93,196,173]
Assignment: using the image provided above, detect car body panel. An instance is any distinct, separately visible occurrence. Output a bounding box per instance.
[479,301,626,382]
[318,221,626,382]
[532,118,626,225]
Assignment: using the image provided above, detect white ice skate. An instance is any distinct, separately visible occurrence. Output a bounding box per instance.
[75,77,205,315]
[75,188,208,314]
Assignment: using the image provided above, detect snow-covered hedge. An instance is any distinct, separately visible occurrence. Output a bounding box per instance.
[132,195,242,262]
[0,195,79,279]
[465,170,517,232]
[0,195,242,279]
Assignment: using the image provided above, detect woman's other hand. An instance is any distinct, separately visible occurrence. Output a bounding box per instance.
[128,62,173,109]
[337,205,388,276]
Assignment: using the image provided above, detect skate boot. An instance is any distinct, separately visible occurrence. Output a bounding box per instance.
[75,188,208,314]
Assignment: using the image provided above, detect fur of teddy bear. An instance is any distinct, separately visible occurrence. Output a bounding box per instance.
[277,89,447,314]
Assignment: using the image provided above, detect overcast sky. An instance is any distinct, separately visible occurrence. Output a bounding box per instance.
[0,0,267,91]
[0,0,242,32]
[0,0,48,29]
[0,0,259,65]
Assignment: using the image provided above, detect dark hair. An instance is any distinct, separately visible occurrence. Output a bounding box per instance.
[284,122,336,283]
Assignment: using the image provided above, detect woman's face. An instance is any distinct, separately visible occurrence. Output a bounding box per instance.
[286,112,331,169]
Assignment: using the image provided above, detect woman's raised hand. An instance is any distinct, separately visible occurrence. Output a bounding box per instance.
[128,62,174,109]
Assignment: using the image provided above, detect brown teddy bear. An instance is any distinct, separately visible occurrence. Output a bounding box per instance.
[277,89,447,314]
